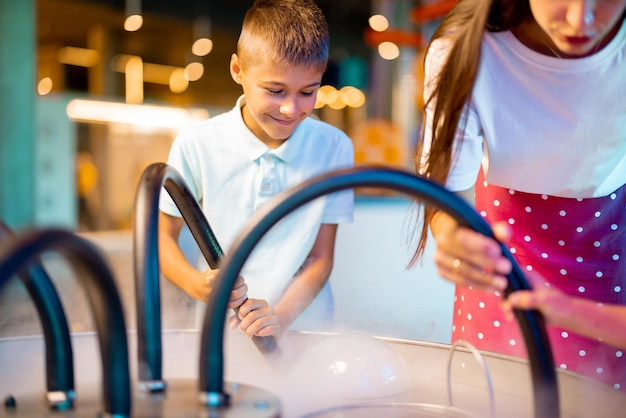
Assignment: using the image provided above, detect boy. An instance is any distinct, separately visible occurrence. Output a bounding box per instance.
[158,0,354,339]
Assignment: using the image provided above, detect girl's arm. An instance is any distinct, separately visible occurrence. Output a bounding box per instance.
[503,271,626,350]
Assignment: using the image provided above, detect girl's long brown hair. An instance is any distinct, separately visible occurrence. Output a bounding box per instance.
[410,0,530,266]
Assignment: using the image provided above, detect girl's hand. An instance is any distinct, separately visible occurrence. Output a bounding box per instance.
[432,213,512,293]
[501,270,566,324]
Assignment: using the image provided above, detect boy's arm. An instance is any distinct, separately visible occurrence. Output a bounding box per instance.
[159,211,248,304]
[159,212,218,301]
[272,223,337,330]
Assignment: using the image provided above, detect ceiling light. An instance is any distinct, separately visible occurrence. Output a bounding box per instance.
[340,86,366,108]
[169,68,189,93]
[192,16,213,57]
[368,14,389,32]
[378,42,400,60]
[192,38,213,57]
[112,54,186,86]
[184,62,204,81]
[125,56,143,104]
[66,99,210,129]
[124,0,143,32]
[37,78,54,96]
[57,46,100,67]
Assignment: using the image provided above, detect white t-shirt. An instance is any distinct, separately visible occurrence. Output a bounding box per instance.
[422,19,626,198]
[160,95,354,319]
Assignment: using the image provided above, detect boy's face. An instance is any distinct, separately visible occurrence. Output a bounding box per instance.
[230,53,324,148]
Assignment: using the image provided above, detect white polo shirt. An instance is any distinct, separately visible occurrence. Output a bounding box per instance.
[160,95,354,319]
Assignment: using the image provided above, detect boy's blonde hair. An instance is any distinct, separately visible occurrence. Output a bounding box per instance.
[236,0,329,71]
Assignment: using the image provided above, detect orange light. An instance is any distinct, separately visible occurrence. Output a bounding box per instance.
[124,15,143,32]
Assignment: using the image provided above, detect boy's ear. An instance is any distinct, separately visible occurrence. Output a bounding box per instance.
[230,53,242,84]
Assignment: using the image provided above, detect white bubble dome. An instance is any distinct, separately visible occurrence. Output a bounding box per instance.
[288,332,411,400]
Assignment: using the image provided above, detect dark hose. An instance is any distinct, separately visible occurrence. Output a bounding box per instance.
[0,222,74,408]
[0,221,74,409]
[200,165,559,418]
[133,163,281,385]
[0,229,131,416]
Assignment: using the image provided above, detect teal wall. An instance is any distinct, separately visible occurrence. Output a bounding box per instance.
[0,0,36,229]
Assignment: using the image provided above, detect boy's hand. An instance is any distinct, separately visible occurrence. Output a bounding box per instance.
[227,275,249,308]
[190,270,248,306]
[229,298,282,338]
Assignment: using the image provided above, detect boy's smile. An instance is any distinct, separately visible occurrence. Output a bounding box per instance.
[230,53,324,148]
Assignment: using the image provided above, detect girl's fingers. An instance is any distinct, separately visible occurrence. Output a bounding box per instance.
[492,221,513,244]
[435,251,508,292]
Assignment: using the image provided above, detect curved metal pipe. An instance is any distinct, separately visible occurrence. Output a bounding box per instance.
[0,229,131,416]
[133,163,281,387]
[0,222,75,409]
[200,166,559,418]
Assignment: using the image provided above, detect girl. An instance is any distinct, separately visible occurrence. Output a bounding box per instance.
[414,0,626,390]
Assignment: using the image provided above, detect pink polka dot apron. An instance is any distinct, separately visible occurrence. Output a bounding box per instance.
[452,170,626,390]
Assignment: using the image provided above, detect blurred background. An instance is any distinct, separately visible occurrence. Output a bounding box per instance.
[1,0,449,231]
[0,0,456,342]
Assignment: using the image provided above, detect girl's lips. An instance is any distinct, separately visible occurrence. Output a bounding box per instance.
[562,35,592,45]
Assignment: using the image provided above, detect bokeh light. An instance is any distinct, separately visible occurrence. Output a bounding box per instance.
[124,14,143,32]
[315,85,365,109]
[184,62,204,81]
[378,42,400,60]
[340,86,366,108]
[37,77,53,96]
[192,38,213,56]
[368,14,389,32]
[169,68,189,93]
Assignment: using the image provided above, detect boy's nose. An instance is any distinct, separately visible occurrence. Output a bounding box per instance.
[279,98,298,116]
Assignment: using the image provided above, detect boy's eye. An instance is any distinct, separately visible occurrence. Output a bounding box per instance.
[301,91,315,96]
[267,89,283,95]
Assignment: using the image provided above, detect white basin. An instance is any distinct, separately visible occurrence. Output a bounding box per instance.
[1,328,625,417]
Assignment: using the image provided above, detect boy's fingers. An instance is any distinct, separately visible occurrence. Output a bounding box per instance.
[229,314,240,329]
[228,295,248,309]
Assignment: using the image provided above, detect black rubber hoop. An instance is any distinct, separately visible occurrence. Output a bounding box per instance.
[0,229,131,416]
[199,165,559,418]
[0,222,74,400]
[133,163,281,387]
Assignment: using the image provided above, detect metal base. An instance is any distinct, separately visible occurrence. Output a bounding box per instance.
[2,380,280,417]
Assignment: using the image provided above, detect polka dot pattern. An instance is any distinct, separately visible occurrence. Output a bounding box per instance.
[452,170,626,391]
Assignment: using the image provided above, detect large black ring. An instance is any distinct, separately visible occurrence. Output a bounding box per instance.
[199,165,559,418]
